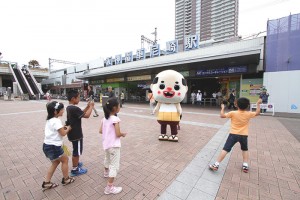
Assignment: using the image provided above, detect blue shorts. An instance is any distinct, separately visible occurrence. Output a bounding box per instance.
[223,134,248,152]
[71,138,83,157]
[43,143,64,161]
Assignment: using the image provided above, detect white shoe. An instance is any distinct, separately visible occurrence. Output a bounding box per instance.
[104,185,122,195]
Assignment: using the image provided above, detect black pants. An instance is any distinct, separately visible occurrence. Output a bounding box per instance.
[228,102,236,109]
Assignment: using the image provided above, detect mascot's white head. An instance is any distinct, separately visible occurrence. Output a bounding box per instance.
[150,70,188,104]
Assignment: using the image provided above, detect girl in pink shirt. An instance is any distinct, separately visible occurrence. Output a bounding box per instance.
[99,98,126,195]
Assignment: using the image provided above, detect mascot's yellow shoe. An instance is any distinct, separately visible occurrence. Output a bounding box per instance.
[158,134,169,141]
[168,135,179,142]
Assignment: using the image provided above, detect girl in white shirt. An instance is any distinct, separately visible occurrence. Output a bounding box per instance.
[42,101,75,190]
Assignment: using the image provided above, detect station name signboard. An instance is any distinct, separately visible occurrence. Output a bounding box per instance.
[196,66,247,76]
[104,34,199,67]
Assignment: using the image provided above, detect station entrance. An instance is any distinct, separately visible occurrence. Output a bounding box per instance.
[187,76,241,104]
[189,78,221,97]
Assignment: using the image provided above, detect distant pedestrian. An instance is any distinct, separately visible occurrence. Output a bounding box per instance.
[66,90,94,176]
[120,91,125,105]
[209,97,262,173]
[203,91,207,98]
[228,90,236,110]
[191,91,196,104]
[46,91,51,101]
[212,92,217,105]
[87,85,99,117]
[107,86,115,98]
[217,90,222,105]
[259,88,269,114]
[99,98,126,195]
[148,89,155,114]
[196,90,202,105]
[42,101,75,191]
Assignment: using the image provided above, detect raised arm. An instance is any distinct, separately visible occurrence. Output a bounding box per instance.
[220,104,226,118]
[83,101,94,118]
[255,98,262,116]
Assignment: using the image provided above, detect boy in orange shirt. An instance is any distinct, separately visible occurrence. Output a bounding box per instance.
[209,97,262,173]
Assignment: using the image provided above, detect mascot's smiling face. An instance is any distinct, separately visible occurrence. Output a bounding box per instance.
[150,70,188,103]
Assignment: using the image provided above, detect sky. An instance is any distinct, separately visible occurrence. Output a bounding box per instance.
[1,0,300,68]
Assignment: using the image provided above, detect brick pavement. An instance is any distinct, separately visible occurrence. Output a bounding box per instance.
[0,100,299,200]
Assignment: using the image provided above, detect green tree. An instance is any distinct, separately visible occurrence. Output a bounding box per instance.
[28,60,40,68]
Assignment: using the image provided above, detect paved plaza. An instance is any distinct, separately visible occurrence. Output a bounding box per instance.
[0,100,299,200]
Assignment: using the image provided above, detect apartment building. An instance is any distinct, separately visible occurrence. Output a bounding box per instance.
[175,0,239,50]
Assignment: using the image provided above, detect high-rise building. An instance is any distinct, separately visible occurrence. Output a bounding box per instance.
[175,0,239,50]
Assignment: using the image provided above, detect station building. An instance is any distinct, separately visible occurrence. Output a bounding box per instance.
[76,36,264,104]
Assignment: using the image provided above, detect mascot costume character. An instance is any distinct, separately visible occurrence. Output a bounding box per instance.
[151,70,188,142]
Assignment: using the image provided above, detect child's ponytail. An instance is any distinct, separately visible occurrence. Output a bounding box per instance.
[103,97,119,119]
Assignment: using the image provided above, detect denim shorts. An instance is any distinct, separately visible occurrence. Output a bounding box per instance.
[43,143,64,161]
[223,134,248,152]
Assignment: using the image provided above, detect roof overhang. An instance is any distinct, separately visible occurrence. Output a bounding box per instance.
[77,37,264,80]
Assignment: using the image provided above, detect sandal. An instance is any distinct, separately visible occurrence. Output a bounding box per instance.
[168,135,179,142]
[42,181,59,191]
[158,134,169,141]
[61,176,75,186]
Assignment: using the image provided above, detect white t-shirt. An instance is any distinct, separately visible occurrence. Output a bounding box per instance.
[44,118,64,146]
[191,93,196,99]
[196,93,202,101]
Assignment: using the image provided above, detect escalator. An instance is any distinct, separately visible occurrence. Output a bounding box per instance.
[21,67,43,95]
[10,64,29,95]
[9,63,44,98]
[9,63,34,97]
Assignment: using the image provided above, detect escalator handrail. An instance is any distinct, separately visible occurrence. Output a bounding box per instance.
[25,67,44,95]
[9,63,24,94]
[19,67,34,96]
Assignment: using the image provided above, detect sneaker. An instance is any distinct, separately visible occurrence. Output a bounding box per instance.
[104,170,109,178]
[70,167,88,177]
[209,164,219,171]
[242,165,249,173]
[104,185,122,195]
[93,114,99,117]
[78,162,83,168]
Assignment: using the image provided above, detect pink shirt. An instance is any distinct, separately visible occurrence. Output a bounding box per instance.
[102,115,121,150]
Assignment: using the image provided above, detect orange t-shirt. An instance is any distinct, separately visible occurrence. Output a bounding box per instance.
[225,110,257,136]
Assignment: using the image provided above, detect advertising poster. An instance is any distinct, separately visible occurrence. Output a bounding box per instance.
[241,78,263,103]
